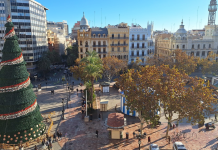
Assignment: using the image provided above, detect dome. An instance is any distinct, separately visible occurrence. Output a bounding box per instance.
[175,20,187,35]
[80,12,89,26]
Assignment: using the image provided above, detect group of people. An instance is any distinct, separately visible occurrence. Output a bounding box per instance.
[40,132,63,150]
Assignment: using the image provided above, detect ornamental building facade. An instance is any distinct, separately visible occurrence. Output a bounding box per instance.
[107,23,129,62]
[156,20,218,59]
[129,22,154,65]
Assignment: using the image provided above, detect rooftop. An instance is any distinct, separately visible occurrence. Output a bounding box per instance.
[107,113,124,128]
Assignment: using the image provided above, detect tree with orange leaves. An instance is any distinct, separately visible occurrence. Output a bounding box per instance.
[116,65,162,134]
[147,49,198,75]
[70,58,87,82]
[102,56,126,82]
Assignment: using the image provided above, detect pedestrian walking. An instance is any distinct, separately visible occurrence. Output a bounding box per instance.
[148,136,151,143]
[96,130,98,138]
[60,132,62,140]
[80,89,82,93]
[57,132,59,140]
[72,81,74,85]
[53,133,56,142]
[77,88,78,95]
[215,114,217,121]
[34,145,37,150]
[99,113,101,120]
[168,136,171,144]
[47,143,50,150]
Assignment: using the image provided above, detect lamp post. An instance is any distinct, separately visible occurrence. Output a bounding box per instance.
[133,129,146,150]
[62,98,65,120]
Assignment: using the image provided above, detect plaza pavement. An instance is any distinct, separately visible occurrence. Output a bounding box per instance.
[56,83,218,150]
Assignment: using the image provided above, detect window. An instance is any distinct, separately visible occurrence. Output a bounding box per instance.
[103,41,106,45]
[112,41,114,45]
[118,47,120,52]
[80,48,83,52]
[182,45,185,49]
[118,34,120,38]
[132,35,134,40]
[80,41,82,46]
[103,34,105,37]
[81,55,83,58]
[203,44,205,49]
[98,41,101,45]
[192,44,194,49]
[177,45,179,49]
[93,48,96,51]
[132,43,134,48]
[93,41,96,46]
[103,48,106,52]
[118,41,120,45]
[124,34,126,38]
[85,41,88,46]
[142,51,144,56]
[137,35,139,40]
[80,34,83,37]
[209,44,211,48]
[123,47,126,52]
[112,48,114,51]
[86,48,88,52]
[196,51,200,56]
[112,34,114,38]
[142,43,145,48]
[143,35,145,40]
[103,55,106,58]
[98,34,100,38]
[202,51,205,56]
[99,55,101,58]
[93,34,96,38]
[137,43,139,48]
[98,48,101,53]
[137,51,139,56]
[124,41,126,45]
[198,44,200,49]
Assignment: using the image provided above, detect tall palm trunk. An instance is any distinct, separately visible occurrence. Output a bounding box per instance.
[90,79,94,108]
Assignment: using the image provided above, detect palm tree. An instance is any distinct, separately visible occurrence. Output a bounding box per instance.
[81,51,103,108]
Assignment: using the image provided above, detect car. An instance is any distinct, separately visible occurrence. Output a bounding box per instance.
[149,143,159,150]
[205,122,216,129]
[173,142,187,150]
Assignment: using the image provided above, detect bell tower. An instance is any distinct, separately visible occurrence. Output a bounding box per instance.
[208,0,217,25]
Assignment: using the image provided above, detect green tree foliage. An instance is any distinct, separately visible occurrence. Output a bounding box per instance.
[66,46,78,66]
[37,52,51,77]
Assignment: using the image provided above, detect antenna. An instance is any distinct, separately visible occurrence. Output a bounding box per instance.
[94,11,95,27]
[197,6,199,28]
[101,8,102,28]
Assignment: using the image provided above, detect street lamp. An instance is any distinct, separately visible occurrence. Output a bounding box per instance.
[133,129,146,150]
[62,98,65,120]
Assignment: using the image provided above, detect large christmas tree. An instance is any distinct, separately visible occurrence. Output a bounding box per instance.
[0,15,45,144]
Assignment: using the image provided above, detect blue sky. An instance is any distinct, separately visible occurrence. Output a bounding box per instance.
[37,0,212,32]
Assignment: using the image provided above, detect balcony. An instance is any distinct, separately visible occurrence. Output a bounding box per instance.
[110,44,128,46]
[131,47,147,50]
[130,55,146,58]
[98,51,107,54]
[85,45,89,47]
[110,37,129,39]
[91,36,107,38]
[92,45,107,47]
[130,38,147,41]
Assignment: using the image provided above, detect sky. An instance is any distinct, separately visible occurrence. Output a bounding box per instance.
[37,0,213,33]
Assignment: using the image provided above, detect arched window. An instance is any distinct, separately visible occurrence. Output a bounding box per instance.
[182,45,185,49]
[93,41,96,46]
[98,41,101,45]
[103,41,106,45]
[177,45,179,49]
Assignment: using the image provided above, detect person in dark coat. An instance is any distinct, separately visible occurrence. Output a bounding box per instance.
[60,132,62,140]
[77,88,78,95]
[34,145,37,150]
[96,130,98,138]
[148,136,151,143]
[57,132,60,140]
[168,136,171,144]
[53,133,56,142]
[99,113,101,120]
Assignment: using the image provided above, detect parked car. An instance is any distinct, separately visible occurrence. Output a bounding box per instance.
[173,142,187,150]
[149,143,159,150]
[205,122,215,129]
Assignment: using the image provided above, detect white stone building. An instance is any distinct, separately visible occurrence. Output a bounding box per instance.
[128,23,154,65]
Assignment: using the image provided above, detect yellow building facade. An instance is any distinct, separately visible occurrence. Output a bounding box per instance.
[107,23,129,62]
